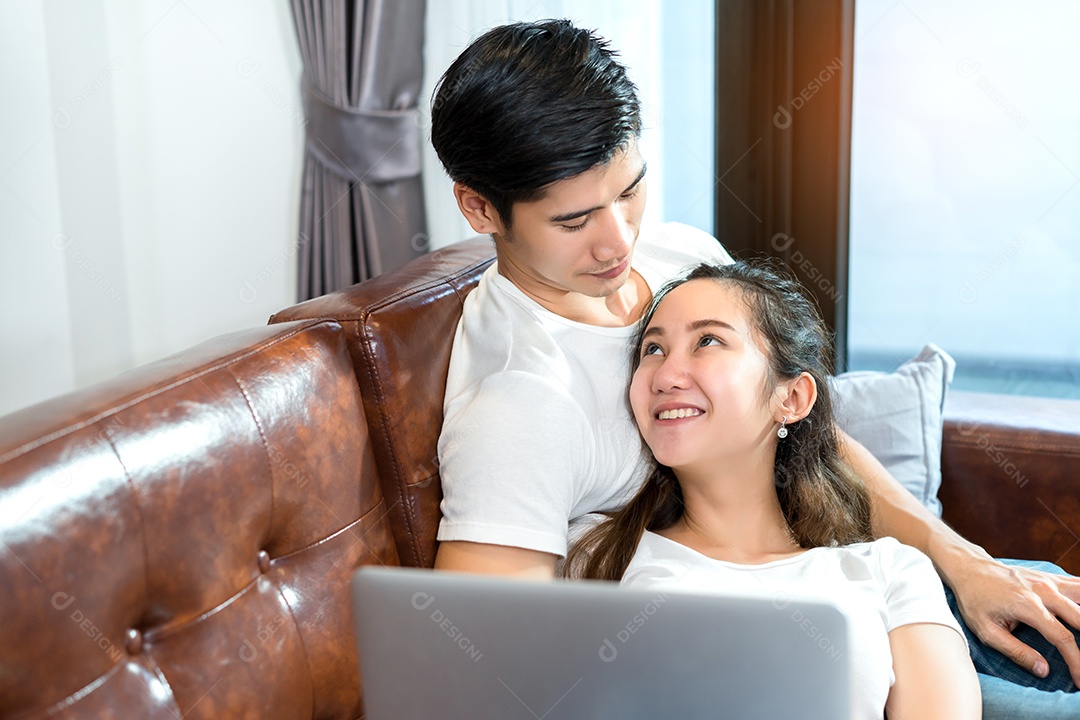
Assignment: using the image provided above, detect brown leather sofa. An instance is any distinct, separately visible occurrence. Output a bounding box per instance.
[2,238,1078,718]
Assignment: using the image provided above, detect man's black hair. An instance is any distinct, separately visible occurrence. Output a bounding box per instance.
[430,19,642,228]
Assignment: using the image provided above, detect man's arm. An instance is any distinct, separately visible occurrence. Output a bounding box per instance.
[436,368,594,581]
[434,541,557,579]
[841,429,1080,684]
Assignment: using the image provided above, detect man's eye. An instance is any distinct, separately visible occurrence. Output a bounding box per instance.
[562,219,589,232]
[620,188,639,201]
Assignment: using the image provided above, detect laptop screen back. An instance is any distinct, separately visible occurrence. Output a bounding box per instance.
[353,567,850,720]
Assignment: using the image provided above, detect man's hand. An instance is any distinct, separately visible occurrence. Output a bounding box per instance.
[950,554,1080,686]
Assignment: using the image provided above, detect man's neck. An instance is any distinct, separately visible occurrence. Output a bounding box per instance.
[601,270,651,326]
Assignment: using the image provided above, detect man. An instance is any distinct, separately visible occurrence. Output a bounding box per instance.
[428,17,1080,703]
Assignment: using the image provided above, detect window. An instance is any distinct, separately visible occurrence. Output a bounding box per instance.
[849,0,1080,398]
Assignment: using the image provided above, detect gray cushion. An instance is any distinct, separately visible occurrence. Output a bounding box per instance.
[829,344,956,517]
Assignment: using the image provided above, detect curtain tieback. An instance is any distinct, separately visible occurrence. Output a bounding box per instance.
[301,80,421,183]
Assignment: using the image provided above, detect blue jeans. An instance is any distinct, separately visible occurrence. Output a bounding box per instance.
[945,559,1080,719]
[979,674,1080,720]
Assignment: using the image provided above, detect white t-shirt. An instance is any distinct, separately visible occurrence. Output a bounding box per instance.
[437,222,732,556]
[622,534,965,720]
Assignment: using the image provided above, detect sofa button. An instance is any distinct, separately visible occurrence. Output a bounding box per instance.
[257,550,271,574]
[125,628,143,655]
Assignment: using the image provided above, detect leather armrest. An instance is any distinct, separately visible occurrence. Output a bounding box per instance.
[939,390,1080,574]
[270,237,495,568]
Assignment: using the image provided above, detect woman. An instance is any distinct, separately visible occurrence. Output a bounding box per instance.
[567,260,981,719]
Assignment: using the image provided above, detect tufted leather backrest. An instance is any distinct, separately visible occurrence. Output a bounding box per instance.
[270,237,496,569]
[0,319,395,719]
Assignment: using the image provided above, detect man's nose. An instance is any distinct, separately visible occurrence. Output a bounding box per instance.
[592,207,633,261]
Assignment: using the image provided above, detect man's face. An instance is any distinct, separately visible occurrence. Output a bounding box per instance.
[494,141,647,302]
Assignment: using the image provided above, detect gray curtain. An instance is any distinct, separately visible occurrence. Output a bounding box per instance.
[290,0,427,299]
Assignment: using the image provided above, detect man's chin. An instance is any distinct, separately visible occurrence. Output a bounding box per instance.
[591,286,620,299]
[582,275,629,298]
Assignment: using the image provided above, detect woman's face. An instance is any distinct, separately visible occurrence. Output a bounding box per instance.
[630,279,779,472]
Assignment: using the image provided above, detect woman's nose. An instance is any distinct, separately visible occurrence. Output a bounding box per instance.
[652,354,690,392]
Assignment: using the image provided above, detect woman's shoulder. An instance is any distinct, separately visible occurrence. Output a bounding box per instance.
[624,530,684,568]
[832,537,940,589]
[621,531,708,588]
[795,538,930,582]
[833,536,923,560]
[862,536,933,565]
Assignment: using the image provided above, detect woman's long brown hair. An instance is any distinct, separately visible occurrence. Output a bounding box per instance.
[565,260,873,581]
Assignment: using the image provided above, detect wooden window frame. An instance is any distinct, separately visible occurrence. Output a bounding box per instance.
[714,0,855,369]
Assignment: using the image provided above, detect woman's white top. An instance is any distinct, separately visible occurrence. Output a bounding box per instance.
[622,534,965,720]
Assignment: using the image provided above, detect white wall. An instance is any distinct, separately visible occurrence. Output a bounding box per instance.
[0,0,304,415]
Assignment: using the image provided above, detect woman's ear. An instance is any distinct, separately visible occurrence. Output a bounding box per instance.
[453,183,506,236]
[776,372,818,424]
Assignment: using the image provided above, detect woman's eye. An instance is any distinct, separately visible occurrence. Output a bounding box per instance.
[642,342,662,356]
[698,335,721,348]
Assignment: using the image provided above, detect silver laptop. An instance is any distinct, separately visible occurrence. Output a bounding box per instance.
[352,566,850,720]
